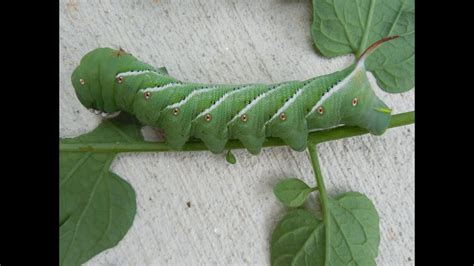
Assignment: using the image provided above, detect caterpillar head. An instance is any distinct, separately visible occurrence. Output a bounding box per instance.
[71,47,151,118]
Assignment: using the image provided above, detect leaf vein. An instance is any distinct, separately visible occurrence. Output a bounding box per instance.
[61,157,112,266]
[60,152,92,187]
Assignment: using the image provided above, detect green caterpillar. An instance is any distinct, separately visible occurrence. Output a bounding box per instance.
[71,36,396,155]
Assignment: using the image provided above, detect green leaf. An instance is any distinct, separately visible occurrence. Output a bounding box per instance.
[271,209,325,266]
[273,178,315,207]
[271,192,380,266]
[311,0,414,93]
[60,114,143,266]
[327,192,380,265]
[226,149,237,164]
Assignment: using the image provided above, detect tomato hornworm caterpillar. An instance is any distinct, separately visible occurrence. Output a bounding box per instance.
[71,36,397,155]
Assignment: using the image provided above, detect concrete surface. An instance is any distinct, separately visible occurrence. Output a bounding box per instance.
[60,0,414,265]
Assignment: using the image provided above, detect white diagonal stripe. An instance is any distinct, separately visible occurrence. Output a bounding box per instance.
[305,65,361,118]
[264,82,309,125]
[165,86,221,109]
[227,83,289,125]
[140,83,184,93]
[193,85,255,120]
[116,70,157,77]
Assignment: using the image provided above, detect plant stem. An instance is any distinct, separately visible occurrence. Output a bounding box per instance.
[307,143,330,263]
[308,110,413,144]
[60,111,414,153]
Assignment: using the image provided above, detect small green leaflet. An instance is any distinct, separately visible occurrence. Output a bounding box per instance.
[60,114,143,266]
[273,178,316,207]
[271,192,380,266]
[311,0,414,93]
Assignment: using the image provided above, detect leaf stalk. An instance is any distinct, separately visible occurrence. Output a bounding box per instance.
[307,144,330,264]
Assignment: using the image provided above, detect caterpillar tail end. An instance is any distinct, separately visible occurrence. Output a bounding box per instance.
[366,104,392,136]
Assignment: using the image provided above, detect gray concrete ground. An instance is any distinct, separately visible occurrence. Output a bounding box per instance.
[60,0,414,265]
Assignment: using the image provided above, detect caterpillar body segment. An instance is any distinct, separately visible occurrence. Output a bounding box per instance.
[72,38,396,154]
[192,84,267,154]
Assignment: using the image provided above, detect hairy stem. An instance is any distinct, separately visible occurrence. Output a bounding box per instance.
[307,144,330,263]
[60,111,414,153]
